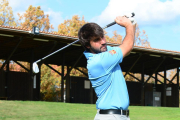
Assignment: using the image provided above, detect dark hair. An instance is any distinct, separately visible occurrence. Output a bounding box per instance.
[78,23,104,50]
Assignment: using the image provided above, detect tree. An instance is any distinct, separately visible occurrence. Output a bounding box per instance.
[18,5,53,32]
[58,15,86,36]
[105,31,122,44]
[0,0,16,26]
[40,64,61,101]
[135,24,150,47]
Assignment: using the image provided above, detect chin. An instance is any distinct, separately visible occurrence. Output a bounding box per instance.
[101,49,107,52]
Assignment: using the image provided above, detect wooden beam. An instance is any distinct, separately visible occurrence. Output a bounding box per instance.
[13,61,30,72]
[145,57,165,84]
[124,54,142,77]
[75,67,88,77]
[151,75,163,84]
[13,41,57,57]
[0,37,23,72]
[39,41,57,64]
[64,53,83,79]
[157,73,174,84]
[127,73,141,82]
[169,73,177,83]
[45,64,62,76]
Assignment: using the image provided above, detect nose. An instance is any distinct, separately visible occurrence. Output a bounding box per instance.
[100,37,106,44]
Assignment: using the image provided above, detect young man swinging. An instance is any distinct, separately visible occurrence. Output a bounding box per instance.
[78,15,136,120]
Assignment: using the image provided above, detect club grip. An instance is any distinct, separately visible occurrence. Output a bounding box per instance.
[106,21,116,28]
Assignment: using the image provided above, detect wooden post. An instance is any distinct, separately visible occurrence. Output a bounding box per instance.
[155,72,158,91]
[163,66,167,107]
[66,65,70,102]
[36,63,42,100]
[141,63,145,106]
[177,67,179,107]
[61,54,65,102]
[29,50,34,100]
[90,82,93,104]
[5,61,9,98]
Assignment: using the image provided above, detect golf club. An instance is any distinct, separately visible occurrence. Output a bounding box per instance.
[33,12,135,73]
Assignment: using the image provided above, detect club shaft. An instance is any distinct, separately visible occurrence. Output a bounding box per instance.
[35,22,117,63]
[103,21,116,29]
[35,39,79,63]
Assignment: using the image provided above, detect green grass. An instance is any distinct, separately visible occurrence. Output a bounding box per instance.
[0,100,180,120]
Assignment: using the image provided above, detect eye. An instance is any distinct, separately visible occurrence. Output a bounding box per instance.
[93,37,100,42]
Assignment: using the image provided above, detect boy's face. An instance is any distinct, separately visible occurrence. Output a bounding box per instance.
[86,36,107,54]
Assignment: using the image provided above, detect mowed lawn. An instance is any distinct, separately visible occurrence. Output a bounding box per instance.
[0,100,180,120]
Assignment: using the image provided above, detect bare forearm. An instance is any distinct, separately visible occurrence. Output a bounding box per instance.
[122,25,134,49]
[115,16,136,57]
[121,24,136,56]
[119,23,136,57]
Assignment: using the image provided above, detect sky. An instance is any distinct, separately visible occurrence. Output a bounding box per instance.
[7,0,180,52]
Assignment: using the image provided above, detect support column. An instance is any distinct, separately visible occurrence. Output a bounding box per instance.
[66,65,70,103]
[36,63,42,100]
[90,83,93,104]
[29,50,34,100]
[5,61,9,98]
[155,72,158,91]
[176,67,179,107]
[141,63,145,106]
[61,54,65,102]
[163,66,167,107]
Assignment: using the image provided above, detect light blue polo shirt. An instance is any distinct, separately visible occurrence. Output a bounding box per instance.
[84,46,129,110]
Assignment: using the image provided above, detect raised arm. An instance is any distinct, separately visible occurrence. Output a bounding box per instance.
[115,16,136,58]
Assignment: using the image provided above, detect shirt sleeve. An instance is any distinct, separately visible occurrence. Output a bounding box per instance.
[99,46,123,73]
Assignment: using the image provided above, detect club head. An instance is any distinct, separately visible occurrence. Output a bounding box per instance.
[33,62,39,73]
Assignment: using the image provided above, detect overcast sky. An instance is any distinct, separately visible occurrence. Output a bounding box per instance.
[7,0,180,52]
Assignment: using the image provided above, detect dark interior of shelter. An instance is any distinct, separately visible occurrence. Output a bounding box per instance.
[0,26,179,107]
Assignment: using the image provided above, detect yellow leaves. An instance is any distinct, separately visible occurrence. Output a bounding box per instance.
[135,24,151,47]
[58,15,87,36]
[18,5,53,32]
[0,0,16,26]
[105,30,122,44]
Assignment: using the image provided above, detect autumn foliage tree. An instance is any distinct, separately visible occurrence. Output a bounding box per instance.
[135,24,150,47]
[40,64,62,101]
[105,31,122,44]
[18,5,53,31]
[58,15,86,36]
[0,0,16,26]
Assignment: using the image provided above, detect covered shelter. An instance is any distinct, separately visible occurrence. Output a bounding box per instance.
[0,25,179,107]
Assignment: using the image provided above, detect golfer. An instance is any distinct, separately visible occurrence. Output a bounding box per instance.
[78,16,136,120]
